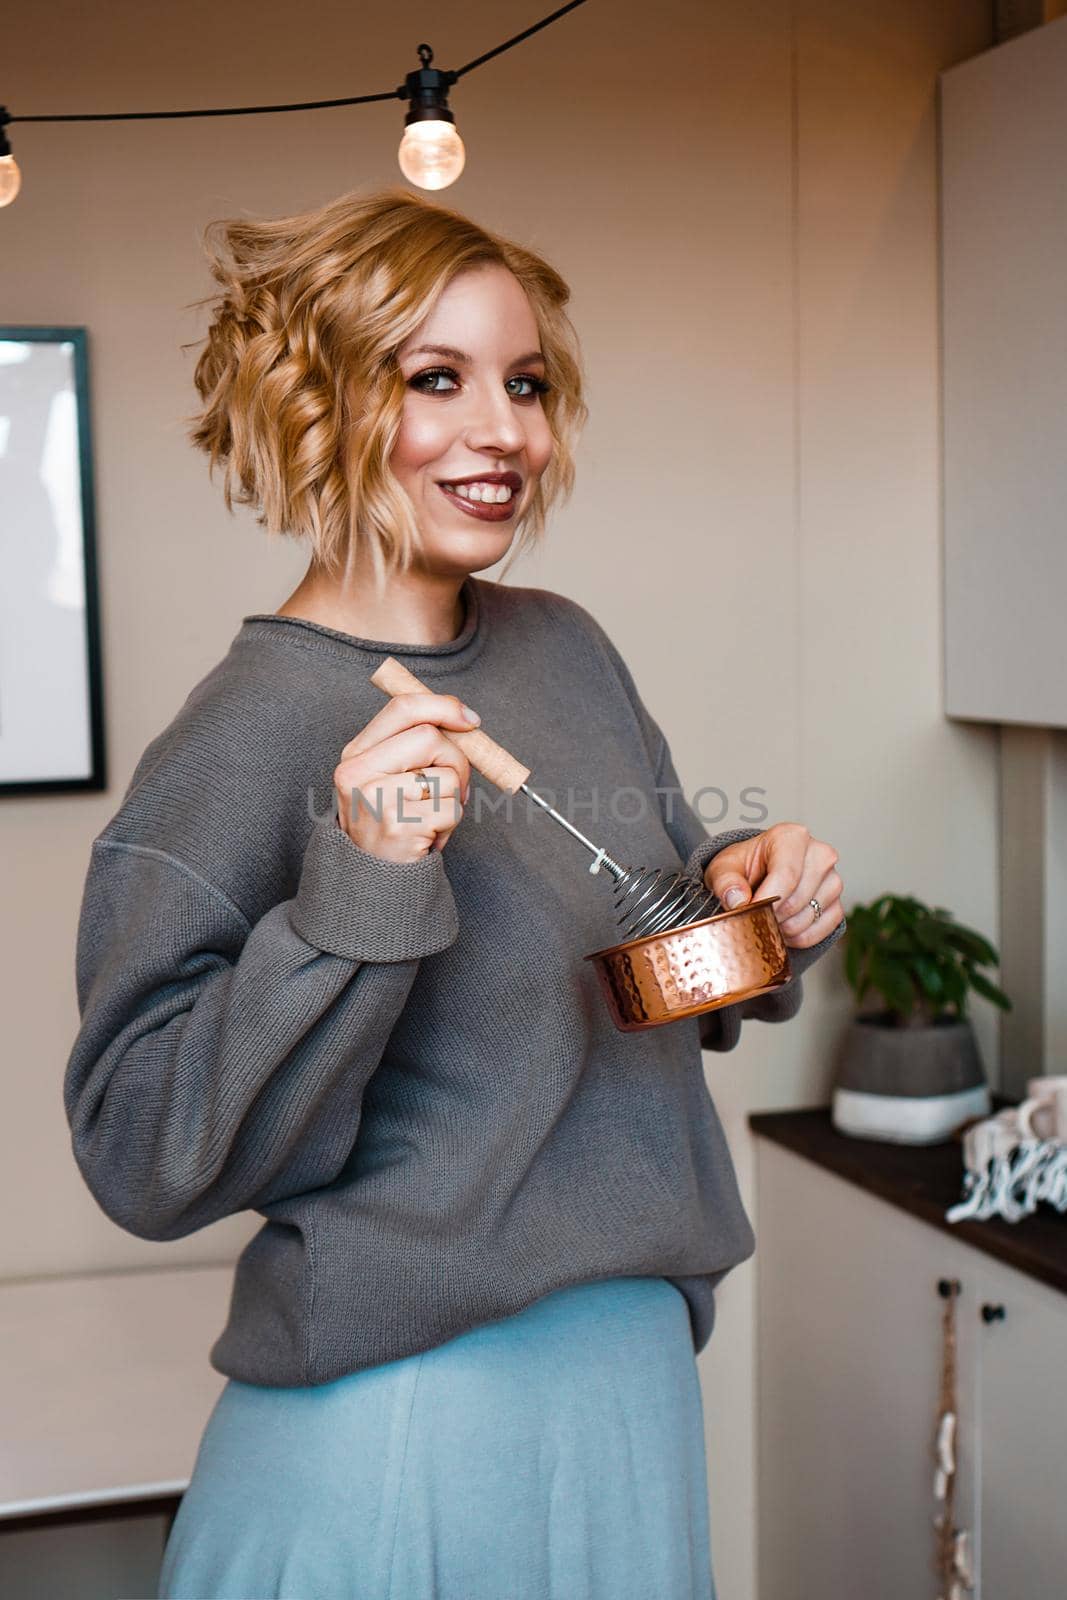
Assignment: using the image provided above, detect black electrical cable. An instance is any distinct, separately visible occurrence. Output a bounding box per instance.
[5,89,402,125]
[2,0,590,127]
[451,0,588,79]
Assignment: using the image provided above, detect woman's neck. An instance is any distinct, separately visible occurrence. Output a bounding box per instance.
[276,562,469,646]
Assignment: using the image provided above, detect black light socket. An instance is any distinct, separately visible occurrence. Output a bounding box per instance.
[398,45,458,128]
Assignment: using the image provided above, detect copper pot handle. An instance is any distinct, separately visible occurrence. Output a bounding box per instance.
[369,655,530,795]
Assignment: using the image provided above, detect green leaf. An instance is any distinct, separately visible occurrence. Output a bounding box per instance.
[967,970,1013,1011]
[913,921,949,953]
[944,926,1000,967]
[869,950,917,1017]
[941,964,967,1012]
[911,955,945,1002]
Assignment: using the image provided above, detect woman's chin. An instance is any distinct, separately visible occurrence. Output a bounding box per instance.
[423,519,518,567]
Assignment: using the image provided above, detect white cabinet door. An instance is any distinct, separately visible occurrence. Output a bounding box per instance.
[973,1259,1067,1600]
[757,1142,981,1600]
[941,17,1067,727]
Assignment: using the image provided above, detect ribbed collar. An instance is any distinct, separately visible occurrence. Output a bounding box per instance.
[237,574,489,675]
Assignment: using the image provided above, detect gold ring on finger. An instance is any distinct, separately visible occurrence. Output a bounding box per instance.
[413,769,432,802]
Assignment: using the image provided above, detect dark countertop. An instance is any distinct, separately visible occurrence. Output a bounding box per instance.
[749,1105,1067,1298]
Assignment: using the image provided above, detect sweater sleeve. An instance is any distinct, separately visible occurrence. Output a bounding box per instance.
[62,814,458,1241]
[582,607,846,1053]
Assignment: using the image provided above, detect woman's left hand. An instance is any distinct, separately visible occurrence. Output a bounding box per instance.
[703,822,844,949]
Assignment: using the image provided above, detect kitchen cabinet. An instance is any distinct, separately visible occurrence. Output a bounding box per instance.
[941,18,1067,728]
[751,1119,1067,1600]
[973,1257,1064,1599]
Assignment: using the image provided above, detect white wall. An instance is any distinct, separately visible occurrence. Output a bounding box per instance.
[1,1,996,1593]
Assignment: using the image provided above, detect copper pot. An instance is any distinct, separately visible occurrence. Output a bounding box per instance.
[584,895,792,1032]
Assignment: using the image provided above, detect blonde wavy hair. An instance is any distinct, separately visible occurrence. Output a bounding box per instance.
[184,185,588,587]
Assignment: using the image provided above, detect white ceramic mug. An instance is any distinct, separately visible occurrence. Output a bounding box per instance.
[1018,1077,1067,1142]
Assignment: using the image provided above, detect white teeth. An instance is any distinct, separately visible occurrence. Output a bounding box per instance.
[444,481,514,503]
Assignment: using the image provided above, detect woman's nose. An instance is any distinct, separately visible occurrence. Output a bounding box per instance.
[463,382,527,455]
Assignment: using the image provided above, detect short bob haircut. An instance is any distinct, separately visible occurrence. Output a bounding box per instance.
[185,186,588,589]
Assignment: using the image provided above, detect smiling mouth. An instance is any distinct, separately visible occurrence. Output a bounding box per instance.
[436,479,521,521]
[437,480,518,503]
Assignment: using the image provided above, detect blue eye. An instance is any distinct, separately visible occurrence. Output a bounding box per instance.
[506,374,553,399]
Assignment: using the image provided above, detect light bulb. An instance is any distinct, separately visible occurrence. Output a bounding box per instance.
[0,153,19,207]
[398,120,465,190]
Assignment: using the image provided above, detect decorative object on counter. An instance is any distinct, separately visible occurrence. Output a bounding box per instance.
[946,1079,1067,1224]
[370,655,793,1033]
[932,1278,975,1600]
[831,894,1010,1144]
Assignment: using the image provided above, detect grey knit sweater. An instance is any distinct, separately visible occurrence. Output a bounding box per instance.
[64,576,844,1387]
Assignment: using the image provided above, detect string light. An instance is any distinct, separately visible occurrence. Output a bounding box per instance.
[398,46,465,191]
[0,1,588,207]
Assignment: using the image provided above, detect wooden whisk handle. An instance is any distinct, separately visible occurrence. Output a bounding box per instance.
[369,656,531,794]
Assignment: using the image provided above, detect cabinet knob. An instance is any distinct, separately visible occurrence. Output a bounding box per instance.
[981,1302,1006,1324]
[937,1277,962,1298]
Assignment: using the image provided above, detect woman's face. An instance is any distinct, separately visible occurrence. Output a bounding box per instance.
[391,263,554,575]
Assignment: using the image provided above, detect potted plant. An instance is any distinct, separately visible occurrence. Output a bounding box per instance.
[832,893,1012,1144]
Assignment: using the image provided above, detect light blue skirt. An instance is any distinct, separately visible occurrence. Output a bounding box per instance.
[158,1275,716,1600]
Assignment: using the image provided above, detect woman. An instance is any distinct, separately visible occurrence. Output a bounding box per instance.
[64,187,845,1599]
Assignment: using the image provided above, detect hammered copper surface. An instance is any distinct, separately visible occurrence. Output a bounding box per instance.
[584,895,792,1033]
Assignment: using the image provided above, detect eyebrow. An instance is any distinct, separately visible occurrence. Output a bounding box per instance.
[405,344,546,367]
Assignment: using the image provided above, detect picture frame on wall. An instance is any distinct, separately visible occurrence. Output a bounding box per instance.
[0,326,106,794]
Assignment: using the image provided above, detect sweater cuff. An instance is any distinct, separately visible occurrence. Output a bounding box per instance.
[736,914,847,1024]
[683,827,765,889]
[780,913,847,978]
[291,816,459,963]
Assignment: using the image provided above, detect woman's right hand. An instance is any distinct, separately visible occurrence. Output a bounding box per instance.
[333,691,480,863]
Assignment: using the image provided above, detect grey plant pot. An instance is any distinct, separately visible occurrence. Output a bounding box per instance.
[831,1011,991,1145]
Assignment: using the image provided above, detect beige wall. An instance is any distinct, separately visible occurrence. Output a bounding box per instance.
[2,0,995,1593]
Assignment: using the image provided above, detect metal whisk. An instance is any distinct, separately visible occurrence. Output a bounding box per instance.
[518,782,724,941]
[369,656,726,945]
